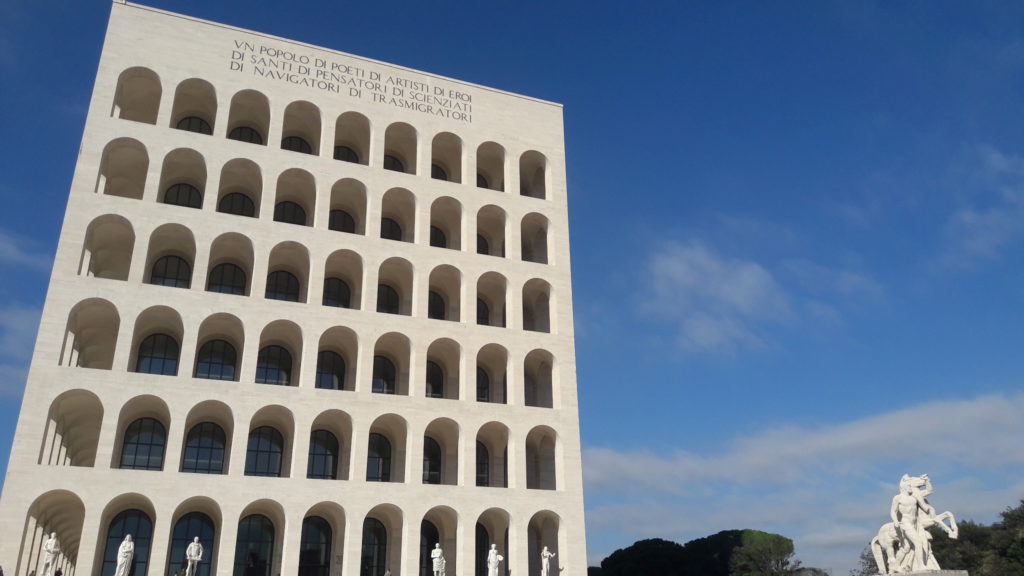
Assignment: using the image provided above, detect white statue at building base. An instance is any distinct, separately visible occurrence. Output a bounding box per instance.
[42,533,60,576]
[871,474,958,574]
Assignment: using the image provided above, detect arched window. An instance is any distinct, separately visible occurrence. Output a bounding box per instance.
[476,234,489,256]
[281,136,313,154]
[245,426,283,477]
[194,339,237,381]
[164,183,203,209]
[228,126,263,145]
[476,441,489,487]
[322,277,351,308]
[366,433,391,482]
[376,284,400,314]
[207,263,247,295]
[306,429,339,480]
[361,518,388,576]
[135,333,179,375]
[476,367,490,402]
[102,509,153,576]
[120,417,166,470]
[380,218,403,241]
[218,192,256,217]
[422,436,441,484]
[315,351,345,390]
[419,520,440,576]
[176,116,213,135]
[430,226,447,248]
[274,201,307,226]
[428,291,446,320]
[329,210,356,233]
[300,516,333,576]
[476,173,489,188]
[371,356,396,395]
[333,145,359,163]
[383,155,404,173]
[265,270,300,302]
[475,523,490,576]
[255,345,292,386]
[168,512,216,576]
[149,255,192,288]
[233,515,274,576]
[431,164,448,181]
[476,299,490,326]
[181,421,226,474]
[425,361,444,399]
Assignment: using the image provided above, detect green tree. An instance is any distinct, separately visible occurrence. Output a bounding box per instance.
[728,530,802,576]
[929,519,990,572]
[600,538,688,576]
[847,546,877,576]
[979,500,1024,575]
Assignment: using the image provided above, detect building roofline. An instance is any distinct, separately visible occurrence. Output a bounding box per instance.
[119,1,565,109]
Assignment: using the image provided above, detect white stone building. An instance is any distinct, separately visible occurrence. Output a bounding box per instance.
[0,3,586,576]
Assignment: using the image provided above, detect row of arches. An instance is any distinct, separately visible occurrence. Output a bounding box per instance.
[81,215,554,330]
[96,140,552,264]
[40,391,557,489]
[19,490,562,576]
[60,299,557,407]
[112,68,550,199]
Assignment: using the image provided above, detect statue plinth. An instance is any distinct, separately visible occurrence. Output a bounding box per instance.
[899,571,968,575]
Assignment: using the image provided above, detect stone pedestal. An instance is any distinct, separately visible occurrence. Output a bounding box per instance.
[899,571,968,575]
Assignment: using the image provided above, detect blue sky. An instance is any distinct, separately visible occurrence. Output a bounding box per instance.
[2,1,1024,573]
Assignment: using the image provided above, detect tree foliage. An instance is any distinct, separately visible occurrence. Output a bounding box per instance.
[907,499,1023,576]
[729,530,802,576]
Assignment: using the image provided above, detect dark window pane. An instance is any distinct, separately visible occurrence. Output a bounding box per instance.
[306,430,339,480]
[383,155,404,173]
[218,193,256,217]
[476,299,490,326]
[164,183,203,209]
[328,210,356,233]
[477,234,489,256]
[476,173,488,189]
[194,339,237,381]
[207,263,247,295]
[380,218,403,241]
[425,361,443,398]
[245,427,283,477]
[372,356,395,395]
[181,422,226,474]
[476,367,490,402]
[176,116,212,135]
[120,418,166,471]
[431,164,448,181]
[322,277,351,308]
[333,146,359,163]
[366,433,391,482]
[167,512,215,576]
[428,291,446,320]
[281,136,313,154]
[149,255,192,288]
[361,519,387,576]
[233,515,274,576]
[265,270,300,302]
[429,226,447,248]
[476,441,489,486]
[255,346,292,386]
[136,333,179,375]
[102,510,153,576]
[274,201,307,226]
[422,437,441,484]
[300,516,332,576]
[315,350,345,390]
[376,284,399,314]
[228,126,263,145]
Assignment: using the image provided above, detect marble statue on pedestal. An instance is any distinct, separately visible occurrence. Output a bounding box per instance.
[870,474,958,574]
[540,546,556,576]
[185,537,203,576]
[431,543,445,576]
[42,533,60,576]
[113,534,135,576]
[486,544,504,576]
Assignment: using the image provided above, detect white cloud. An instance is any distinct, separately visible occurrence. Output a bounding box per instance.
[0,228,53,272]
[0,305,42,397]
[583,393,1024,572]
[646,241,791,353]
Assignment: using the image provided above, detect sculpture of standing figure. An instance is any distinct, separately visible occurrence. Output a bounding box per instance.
[486,544,504,576]
[540,545,556,576]
[42,533,60,576]
[430,543,445,576]
[185,537,204,576]
[113,534,134,576]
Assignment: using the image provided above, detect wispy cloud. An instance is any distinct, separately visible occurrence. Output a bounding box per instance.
[0,305,42,397]
[583,393,1024,571]
[643,240,882,354]
[0,228,53,273]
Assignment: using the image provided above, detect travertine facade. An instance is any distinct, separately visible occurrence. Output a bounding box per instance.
[0,3,585,576]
